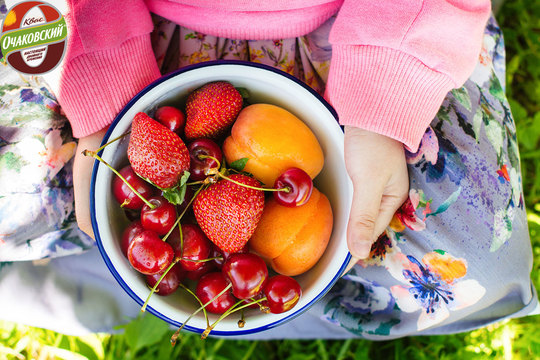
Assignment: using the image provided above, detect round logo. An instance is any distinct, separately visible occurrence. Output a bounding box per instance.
[1,1,67,75]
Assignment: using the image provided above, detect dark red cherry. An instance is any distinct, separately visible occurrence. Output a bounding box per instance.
[222,253,268,300]
[127,230,174,275]
[155,106,185,133]
[273,167,313,207]
[262,275,302,314]
[112,165,154,209]
[210,244,248,269]
[188,138,223,181]
[140,196,177,236]
[120,220,145,257]
[123,208,141,222]
[167,223,212,271]
[145,263,185,296]
[195,272,236,314]
[185,261,215,281]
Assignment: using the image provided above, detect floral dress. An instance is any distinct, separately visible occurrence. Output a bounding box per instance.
[0,45,94,261]
[0,8,536,337]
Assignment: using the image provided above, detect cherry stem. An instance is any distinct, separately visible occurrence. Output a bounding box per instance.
[218,172,290,193]
[238,311,245,328]
[179,283,210,328]
[180,256,223,263]
[171,283,211,346]
[250,296,271,313]
[82,150,156,209]
[197,154,290,193]
[201,297,267,339]
[162,184,205,242]
[171,282,233,343]
[141,257,180,313]
[94,131,131,154]
[197,154,221,170]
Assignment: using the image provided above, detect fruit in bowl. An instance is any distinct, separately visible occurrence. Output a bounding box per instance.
[223,103,324,186]
[90,61,352,338]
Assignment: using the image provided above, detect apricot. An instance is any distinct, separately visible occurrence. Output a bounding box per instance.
[249,187,333,276]
[223,104,324,186]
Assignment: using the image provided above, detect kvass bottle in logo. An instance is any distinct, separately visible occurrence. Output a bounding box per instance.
[1,1,67,75]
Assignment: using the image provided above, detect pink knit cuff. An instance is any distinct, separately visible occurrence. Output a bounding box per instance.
[325,46,455,152]
[58,35,161,138]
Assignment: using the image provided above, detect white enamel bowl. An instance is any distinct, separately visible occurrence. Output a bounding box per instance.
[91,61,353,336]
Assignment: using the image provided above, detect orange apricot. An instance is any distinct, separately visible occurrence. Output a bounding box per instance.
[222,104,324,186]
[249,187,333,276]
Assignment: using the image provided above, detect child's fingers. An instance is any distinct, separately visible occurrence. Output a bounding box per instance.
[346,175,384,259]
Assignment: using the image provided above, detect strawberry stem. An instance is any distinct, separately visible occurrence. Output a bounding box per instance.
[141,257,180,313]
[83,150,156,209]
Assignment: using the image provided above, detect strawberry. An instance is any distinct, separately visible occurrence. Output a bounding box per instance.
[127,112,190,191]
[184,81,243,140]
[193,174,264,253]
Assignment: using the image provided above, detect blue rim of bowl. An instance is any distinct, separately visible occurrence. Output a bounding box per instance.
[90,60,351,336]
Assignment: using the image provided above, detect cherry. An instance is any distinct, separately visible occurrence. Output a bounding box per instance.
[210,244,248,269]
[112,165,154,209]
[140,196,177,236]
[123,208,141,222]
[195,272,236,314]
[155,106,185,133]
[120,220,145,257]
[188,138,223,181]
[146,263,185,296]
[273,167,313,207]
[186,261,216,281]
[262,275,302,314]
[222,253,268,300]
[167,223,212,271]
[127,230,174,275]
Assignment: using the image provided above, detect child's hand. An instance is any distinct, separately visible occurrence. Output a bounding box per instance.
[344,126,409,260]
[73,128,108,239]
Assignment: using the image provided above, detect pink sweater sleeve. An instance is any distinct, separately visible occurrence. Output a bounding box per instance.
[58,0,161,138]
[325,0,491,152]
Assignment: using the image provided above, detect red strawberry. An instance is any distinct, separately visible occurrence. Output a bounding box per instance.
[193,174,264,253]
[184,81,243,140]
[127,112,190,189]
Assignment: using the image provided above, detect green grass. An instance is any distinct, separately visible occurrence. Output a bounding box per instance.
[1,1,539,359]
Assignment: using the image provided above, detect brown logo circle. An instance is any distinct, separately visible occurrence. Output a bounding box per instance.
[1,1,67,75]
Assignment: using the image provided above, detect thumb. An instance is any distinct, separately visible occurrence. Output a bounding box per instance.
[346,180,383,259]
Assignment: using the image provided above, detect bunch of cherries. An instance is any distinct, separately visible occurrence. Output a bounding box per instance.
[108,106,312,339]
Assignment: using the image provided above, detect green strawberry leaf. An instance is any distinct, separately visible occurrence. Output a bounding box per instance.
[161,171,190,205]
[229,157,249,172]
